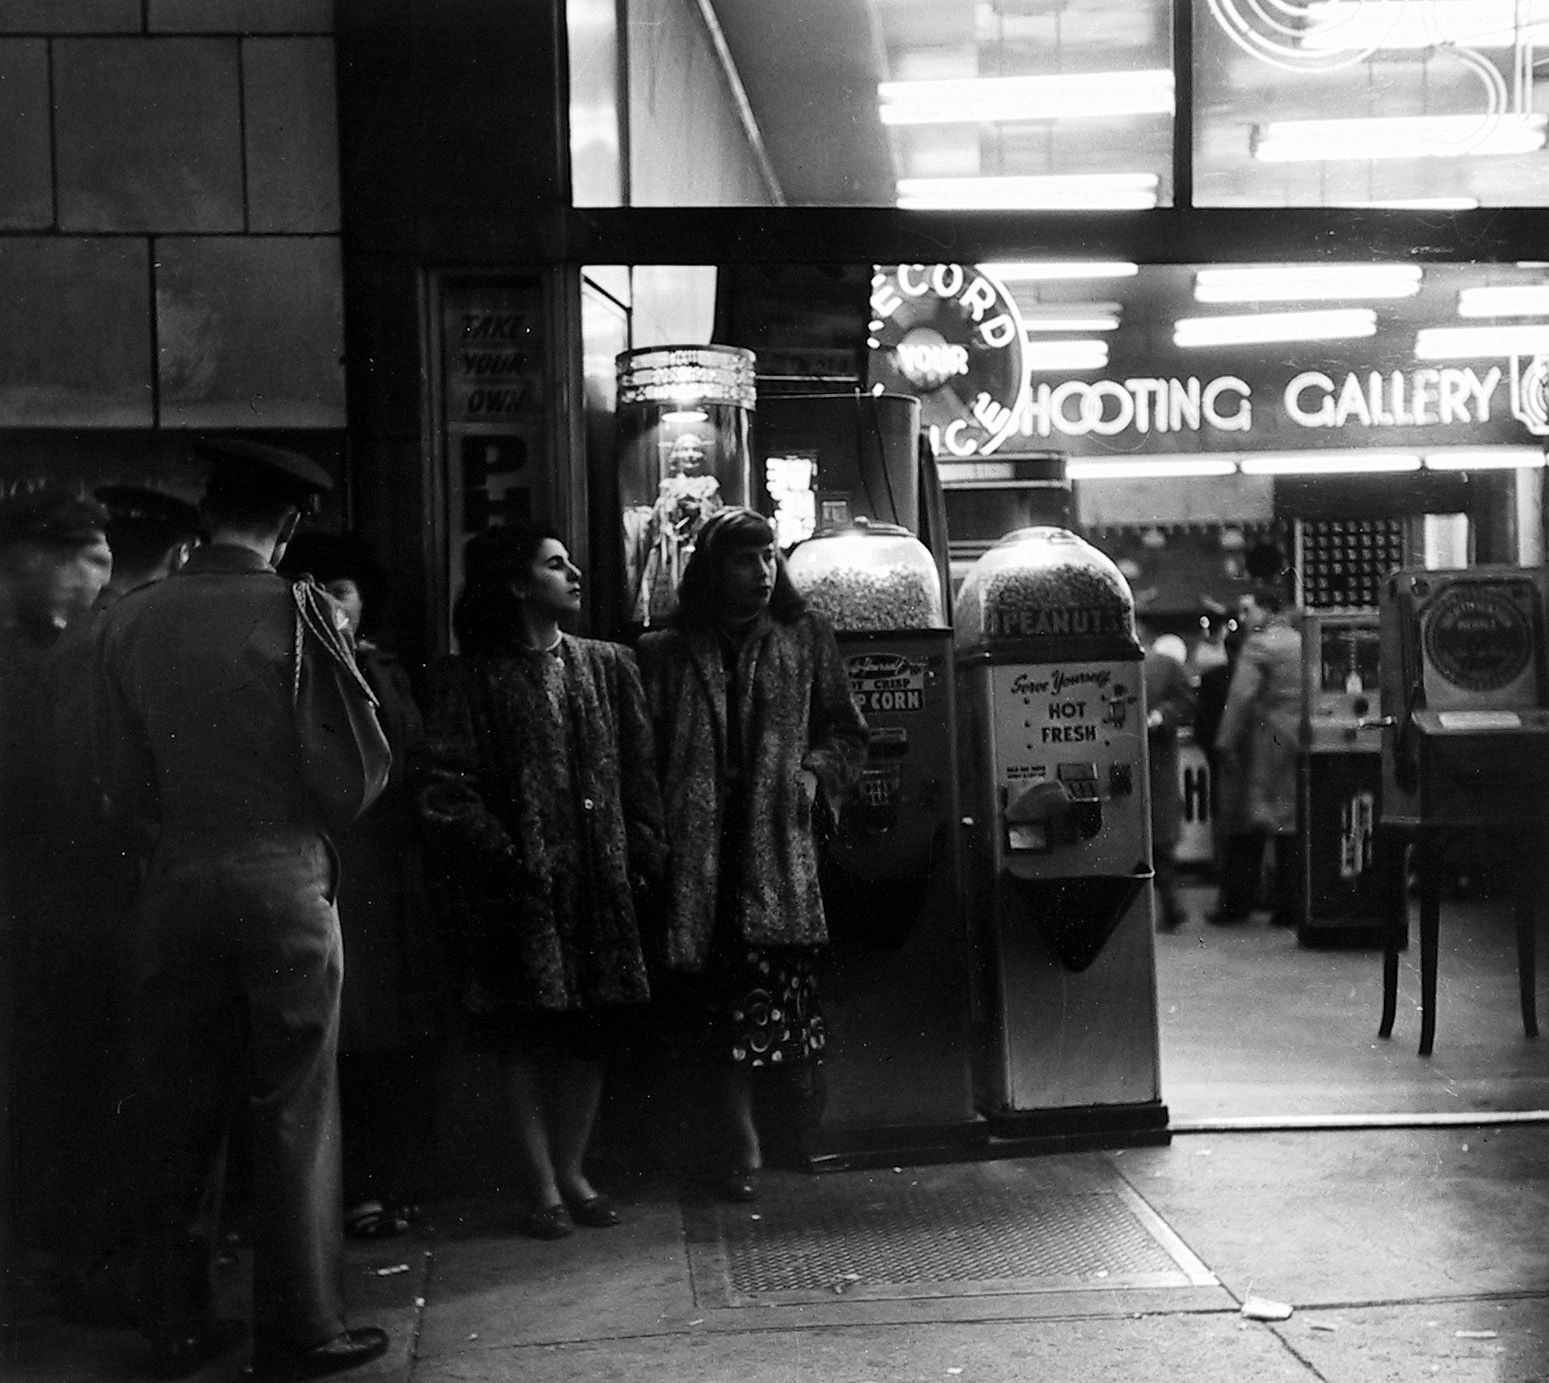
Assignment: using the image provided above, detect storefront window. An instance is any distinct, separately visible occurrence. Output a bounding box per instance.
[574,1,1549,210]
[1194,0,1549,207]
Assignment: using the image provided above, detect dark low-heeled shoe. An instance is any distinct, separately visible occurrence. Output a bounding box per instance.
[717,1166,761,1203]
[145,1318,248,1379]
[251,1326,390,1381]
[562,1193,620,1228]
[521,1202,574,1240]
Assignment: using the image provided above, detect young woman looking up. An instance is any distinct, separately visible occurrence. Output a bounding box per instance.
[419,522,666,1239]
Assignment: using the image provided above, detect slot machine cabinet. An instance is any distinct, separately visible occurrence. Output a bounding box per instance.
[1377,566,1549,1054]
[1298,612,1386,946]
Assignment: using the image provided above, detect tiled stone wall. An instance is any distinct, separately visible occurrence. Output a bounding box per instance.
[0,4,343,428]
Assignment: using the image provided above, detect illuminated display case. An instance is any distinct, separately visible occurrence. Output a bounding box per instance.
[616,344,755,627]
[786,520,946,633]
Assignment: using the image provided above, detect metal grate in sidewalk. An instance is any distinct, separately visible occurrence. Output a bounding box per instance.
[683,1159,1216,1307]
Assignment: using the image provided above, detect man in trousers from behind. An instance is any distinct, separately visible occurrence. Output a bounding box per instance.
[93,438,391,1381]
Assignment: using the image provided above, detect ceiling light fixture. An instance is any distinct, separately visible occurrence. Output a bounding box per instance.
[1300,0,1549,51]
[1457,285,1549,317]
[878,70,1175,126]
[1424,448,1548,470]
[1021,340,1109,371]
[897,174,1158,210]
[1174,309,1378,348]
[1194,265,1422,302]
[1020,303,1123,333]
[1331,198,1482,210]
[1253,113,1547,162]
[1239,451,1421,476]
[978,261,1140,282]
[1416,324,1549,357]
[1067,458,1238,480]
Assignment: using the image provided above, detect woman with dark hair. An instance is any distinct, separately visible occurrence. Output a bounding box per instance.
[278,532,441,1240]
[418,522,667,1239]
[636,507,867,1201]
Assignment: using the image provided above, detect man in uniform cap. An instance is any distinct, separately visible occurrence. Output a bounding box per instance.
[0,484,111,1323]
[93,439,390,1380]
[38,485,204,1322]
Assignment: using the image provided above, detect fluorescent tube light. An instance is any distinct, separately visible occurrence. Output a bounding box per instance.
[1021,340,1109,371]
[1416,324,1549,357]
[1457,285,1549,317]
[1174,309,1378,348]
[878,70,1174,126]
[897,174,1158,210]
[1240,452,1421,476]
[978,261,1139,282]
[1424,448,1548,470]
[1254,113,1547,162]
[1332,198,1481,210]
[1301,0,1549,51]
[1067,458,1238,480]
[1194,265,1421,303]
[1020,303,1122,333]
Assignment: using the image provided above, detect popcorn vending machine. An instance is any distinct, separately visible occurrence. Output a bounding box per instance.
[955,528,1167,1145]
[616,345,756,628]
[786,520,978,1165]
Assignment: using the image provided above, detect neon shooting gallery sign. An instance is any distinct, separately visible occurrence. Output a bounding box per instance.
[868,264,1545,457]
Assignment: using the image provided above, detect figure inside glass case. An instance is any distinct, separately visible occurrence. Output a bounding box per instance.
[632,431,723,625]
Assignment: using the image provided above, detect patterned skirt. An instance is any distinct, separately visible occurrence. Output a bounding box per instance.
[700,933,827,1070]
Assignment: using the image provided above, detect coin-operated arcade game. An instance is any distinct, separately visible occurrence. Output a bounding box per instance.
[1298,612,1387,946]
[955,527,1167,1147]
[1377,566,1549,1052]
[785,519,979,1167]
[1379,566,1549,828]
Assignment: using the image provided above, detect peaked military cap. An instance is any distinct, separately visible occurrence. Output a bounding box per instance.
[95,484,204,540]
[195,436,334,504]
[0,483,110,549]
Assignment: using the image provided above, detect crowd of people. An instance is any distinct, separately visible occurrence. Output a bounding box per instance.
[0,444,866,1380]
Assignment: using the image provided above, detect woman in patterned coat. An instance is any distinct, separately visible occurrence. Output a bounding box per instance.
[637,508,867,1202]
[419,523,667,1239]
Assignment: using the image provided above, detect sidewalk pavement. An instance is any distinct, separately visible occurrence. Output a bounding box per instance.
[7,1122,1548,1382]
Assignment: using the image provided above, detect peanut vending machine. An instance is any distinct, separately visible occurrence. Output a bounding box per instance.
[955,527,1167,1146]
[785,519,978,1167]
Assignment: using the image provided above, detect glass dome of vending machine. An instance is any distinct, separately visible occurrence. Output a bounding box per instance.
[954,526,1134,649]
[784,518,976,1166]
[785,518,946,633]
[954,525,1165,1145]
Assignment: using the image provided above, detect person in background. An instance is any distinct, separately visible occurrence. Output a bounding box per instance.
[281,533,441,1242]
[0,486,112,1325]
[1212,586,1305,928]
[1141,627,1196,931]
[418,523,666,1241]
[42,485,203,1324]
[93,440,389,1381]
[1193,616,1244,888]
[636,507,867,1203]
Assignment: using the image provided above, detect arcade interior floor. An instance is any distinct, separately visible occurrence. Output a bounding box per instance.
[1159,874,1549,1125]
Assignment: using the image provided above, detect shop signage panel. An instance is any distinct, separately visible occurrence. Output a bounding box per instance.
[865,262,1546,460]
